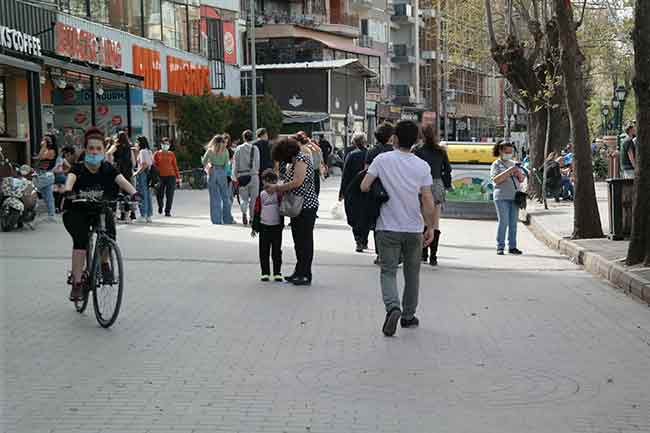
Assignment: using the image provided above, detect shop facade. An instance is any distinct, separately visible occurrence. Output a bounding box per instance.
[0,0,54,163]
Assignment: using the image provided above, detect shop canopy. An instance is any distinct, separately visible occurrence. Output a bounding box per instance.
[241,58,377,78]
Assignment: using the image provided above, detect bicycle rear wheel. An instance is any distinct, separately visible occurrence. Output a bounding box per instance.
[91,238,124,328]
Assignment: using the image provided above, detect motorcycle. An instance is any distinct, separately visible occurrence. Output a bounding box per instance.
[0,166,38,231]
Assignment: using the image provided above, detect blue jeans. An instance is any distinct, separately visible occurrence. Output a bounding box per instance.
[208,167,234,224]
[39,183,55,217]
[495,199,518,250]
[136,171,153,217]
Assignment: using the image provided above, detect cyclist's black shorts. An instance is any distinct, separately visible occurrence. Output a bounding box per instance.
[63,207,116,250]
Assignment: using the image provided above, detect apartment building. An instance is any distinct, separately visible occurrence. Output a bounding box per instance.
[241,0,390,143]
[0,0,241,163]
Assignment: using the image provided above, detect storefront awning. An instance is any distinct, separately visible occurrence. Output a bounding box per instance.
[44,54,143,87]
[282,110,329,124]
[0,53,41,73]
[254,24,384,58]
[242,59,377,78]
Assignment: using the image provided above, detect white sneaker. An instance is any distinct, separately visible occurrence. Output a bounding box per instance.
[146,217,152,223]
[136,217,146,224]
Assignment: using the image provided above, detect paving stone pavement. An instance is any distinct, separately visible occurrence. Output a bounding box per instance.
[1,179,650,433]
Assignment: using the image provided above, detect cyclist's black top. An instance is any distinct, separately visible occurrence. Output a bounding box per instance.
[66,161,119,210]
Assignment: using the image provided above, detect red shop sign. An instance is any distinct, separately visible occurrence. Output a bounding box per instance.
[55,22,122,69]
[166,55,210,96]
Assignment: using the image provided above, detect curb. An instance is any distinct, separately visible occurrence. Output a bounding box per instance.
[526,211,650,304]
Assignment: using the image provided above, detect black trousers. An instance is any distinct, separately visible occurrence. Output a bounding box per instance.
[259,224,283,275]
[157,176,176,213]
[353,225,370,246]
[290,208,317,279]
[63,208,116,250]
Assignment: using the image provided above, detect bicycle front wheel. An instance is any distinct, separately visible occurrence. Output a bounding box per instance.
[91,238,124,328]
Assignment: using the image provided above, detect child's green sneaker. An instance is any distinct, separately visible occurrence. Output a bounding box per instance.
[273,274,283,282]
[260,275,270,282]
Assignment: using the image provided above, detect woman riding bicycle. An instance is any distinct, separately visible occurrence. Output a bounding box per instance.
[62,127,138,302]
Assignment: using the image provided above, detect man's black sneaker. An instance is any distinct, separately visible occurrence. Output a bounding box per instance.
[284,274,296,283]
[401,316,419,328]
[382,308,401,337]
[242,213,248,226]
[509,248,523,255]
[355,242,364,253]
[165,212,171,217]
[158,207,163,214]
[497,249,504,255]
[291,276,312,286]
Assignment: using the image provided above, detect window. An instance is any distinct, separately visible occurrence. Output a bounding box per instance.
[240,72,263,96]
[162,1,187,50]
[144,0,162,40]
[58,0,87,17]
[206,18,225,90]
[188,5,201,54]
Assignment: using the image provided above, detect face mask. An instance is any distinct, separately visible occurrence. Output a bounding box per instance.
[162,144,170,151]
[85,153,105,166]
[502,153,513,161]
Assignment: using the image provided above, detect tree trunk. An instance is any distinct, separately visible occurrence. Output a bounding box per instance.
[553,0,604,239]
[626,0,650,266]
[528,109,547,198]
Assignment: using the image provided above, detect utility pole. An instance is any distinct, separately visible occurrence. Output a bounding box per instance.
[250,0,257,133]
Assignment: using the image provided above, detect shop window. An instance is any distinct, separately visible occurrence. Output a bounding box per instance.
[0,78,6,136]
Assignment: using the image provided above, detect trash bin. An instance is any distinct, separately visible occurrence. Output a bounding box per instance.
[606,177,635,240]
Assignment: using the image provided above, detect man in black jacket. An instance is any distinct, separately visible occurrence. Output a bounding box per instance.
[255,128,274,174]
[339,132,369,252]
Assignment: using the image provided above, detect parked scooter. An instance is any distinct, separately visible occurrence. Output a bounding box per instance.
[0,164,38,231]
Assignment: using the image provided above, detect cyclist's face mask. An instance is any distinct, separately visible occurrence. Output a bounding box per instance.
[85,140,105,166]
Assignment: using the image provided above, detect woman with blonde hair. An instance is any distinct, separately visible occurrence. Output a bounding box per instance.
[202,134,234,224]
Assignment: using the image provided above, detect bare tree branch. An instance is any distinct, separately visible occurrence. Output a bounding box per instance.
[484,0,498,49]
[577,0,589,28]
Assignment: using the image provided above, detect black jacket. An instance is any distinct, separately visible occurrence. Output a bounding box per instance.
[413,144,452,189]
[255,139,273,173]
[365,143,393,166]
[344,169,387,231]
[339,147,367,199]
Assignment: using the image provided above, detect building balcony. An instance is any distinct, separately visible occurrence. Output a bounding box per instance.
[391,44,416,63]
[359,35,374,48]
[326,12,361,37]
[391,3,415,24]
[390,84,416,104]
[350,0,373,12]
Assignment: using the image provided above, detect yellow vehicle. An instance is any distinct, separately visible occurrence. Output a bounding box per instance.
[442,141,494,165]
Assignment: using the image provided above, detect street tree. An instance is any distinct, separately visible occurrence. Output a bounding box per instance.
[483,0,570,199]
[553,0,604,238]
[626,0,650,266]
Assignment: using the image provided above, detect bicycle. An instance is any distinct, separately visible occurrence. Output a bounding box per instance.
[66,195,133,328]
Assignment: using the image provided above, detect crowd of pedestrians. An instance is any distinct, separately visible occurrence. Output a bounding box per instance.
[29,118,537,336]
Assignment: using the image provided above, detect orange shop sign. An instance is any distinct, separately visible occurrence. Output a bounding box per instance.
[132,45,161,91]
[167,56,209,96]
[55,22,122,69]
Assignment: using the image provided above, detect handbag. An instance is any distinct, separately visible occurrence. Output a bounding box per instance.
[280,192,304,218]
[237,145,255,187]
[510,171,527,209]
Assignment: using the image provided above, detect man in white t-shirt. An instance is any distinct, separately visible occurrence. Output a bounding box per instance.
[361,120,435,337]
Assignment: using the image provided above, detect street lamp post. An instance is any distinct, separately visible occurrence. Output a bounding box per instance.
[250,0,257,133]
[612,84,628,177]
[601,104,610,136]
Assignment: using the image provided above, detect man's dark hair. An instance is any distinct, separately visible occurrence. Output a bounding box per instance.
[261,168,278,184]
[272,137,301,163]
[242,129,254,142]
[374,122,394,145]
[61,145,76,156]
[394,120,419,148]
[626,124,636,134]
[256,128,268,138]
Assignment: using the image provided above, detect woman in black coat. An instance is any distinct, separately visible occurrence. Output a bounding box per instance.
[339,132,369,253]
[413,124,452,265]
